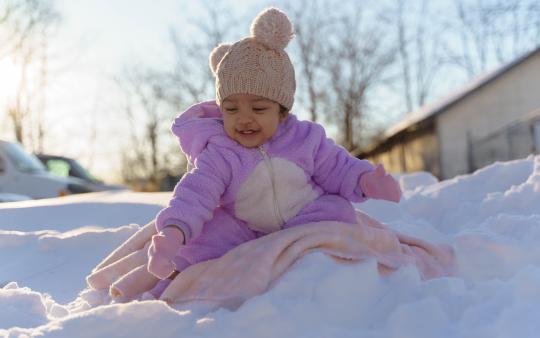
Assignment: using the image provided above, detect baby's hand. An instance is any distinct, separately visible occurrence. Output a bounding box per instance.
[147,226,185,279]
[359,164,402,203]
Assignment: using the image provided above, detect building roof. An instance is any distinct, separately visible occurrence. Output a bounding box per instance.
[382,46,540,141]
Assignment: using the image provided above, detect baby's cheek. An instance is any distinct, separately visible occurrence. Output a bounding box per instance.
[266,123,280,138]
[223,123,235,139]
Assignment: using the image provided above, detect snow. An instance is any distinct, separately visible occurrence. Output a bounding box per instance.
[1,155,540,337]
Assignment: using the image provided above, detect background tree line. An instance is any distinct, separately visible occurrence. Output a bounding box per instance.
[0,0,59,153]
[1,0,539,189]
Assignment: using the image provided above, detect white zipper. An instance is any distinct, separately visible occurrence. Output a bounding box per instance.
[258,146,285,226]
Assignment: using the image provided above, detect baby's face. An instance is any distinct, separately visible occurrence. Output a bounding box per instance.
[222,94,286,148]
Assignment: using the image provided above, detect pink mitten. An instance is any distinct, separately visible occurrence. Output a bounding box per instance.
[147,226,185,279]
[359,164,402,203]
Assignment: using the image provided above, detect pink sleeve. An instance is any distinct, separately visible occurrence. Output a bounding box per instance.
[311,124,375,202]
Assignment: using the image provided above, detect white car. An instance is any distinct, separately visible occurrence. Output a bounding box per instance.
[0,140,93,199]
[35,154,128,192]
[0,193,31,202]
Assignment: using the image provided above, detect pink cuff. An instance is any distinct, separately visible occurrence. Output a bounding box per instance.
[354,171,374,200]
[161,220,192,243]
[172,256,191,271]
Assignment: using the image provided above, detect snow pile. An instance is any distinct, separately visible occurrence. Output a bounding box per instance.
[0,283,50,329]
[1,156,540,337]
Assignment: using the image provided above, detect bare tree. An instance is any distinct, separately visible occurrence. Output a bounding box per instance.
[323,3,395,151]
[161,0,238,109]
[117,69,183,190]
[412,0,437,108]
[285,0,334,122]
[7,49,31,145]
[448,0,540,78]
[386,0,445,114]
[529,0,540,43]
[0,0,39,58]
[394,0,413,113]
[33,27,49,153]
[453,0,491,76]
[1,0,60,149]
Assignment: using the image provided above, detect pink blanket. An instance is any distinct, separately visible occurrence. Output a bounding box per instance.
[86,211,455,308]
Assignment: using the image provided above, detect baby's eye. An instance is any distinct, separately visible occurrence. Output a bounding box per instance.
[253,107,267,112]
[224,107,237,113]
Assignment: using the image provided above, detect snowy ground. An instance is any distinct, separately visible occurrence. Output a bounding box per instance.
[1,156,540,338]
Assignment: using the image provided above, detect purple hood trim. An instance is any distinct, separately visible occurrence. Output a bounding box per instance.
[171,100,224,164]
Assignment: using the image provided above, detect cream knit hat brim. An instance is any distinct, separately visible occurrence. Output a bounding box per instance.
[209,8,296,110]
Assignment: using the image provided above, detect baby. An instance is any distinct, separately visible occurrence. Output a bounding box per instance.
[146,7,401,296]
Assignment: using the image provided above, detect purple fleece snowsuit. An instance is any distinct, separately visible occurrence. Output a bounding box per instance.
[155,101,375,271]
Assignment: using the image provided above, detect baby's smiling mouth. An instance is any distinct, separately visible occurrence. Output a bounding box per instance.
[237,129,260,135]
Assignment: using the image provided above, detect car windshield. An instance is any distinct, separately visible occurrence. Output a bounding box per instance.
[4,143,47,174]
[68,159,99,182]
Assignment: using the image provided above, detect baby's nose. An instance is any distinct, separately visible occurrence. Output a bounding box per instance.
[237,112,254,123]
[237,120,254,129]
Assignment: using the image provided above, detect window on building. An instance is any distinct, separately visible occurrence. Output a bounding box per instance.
[534,120,540,154]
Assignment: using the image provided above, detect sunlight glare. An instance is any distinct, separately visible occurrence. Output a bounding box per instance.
[0,58,22,104]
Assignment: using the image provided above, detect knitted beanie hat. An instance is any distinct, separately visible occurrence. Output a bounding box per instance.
[209,7,296,111]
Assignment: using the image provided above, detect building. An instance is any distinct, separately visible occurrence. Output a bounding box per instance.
[358,47,540,179]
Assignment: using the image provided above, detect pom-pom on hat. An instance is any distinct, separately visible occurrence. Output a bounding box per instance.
[209,7,296,110]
